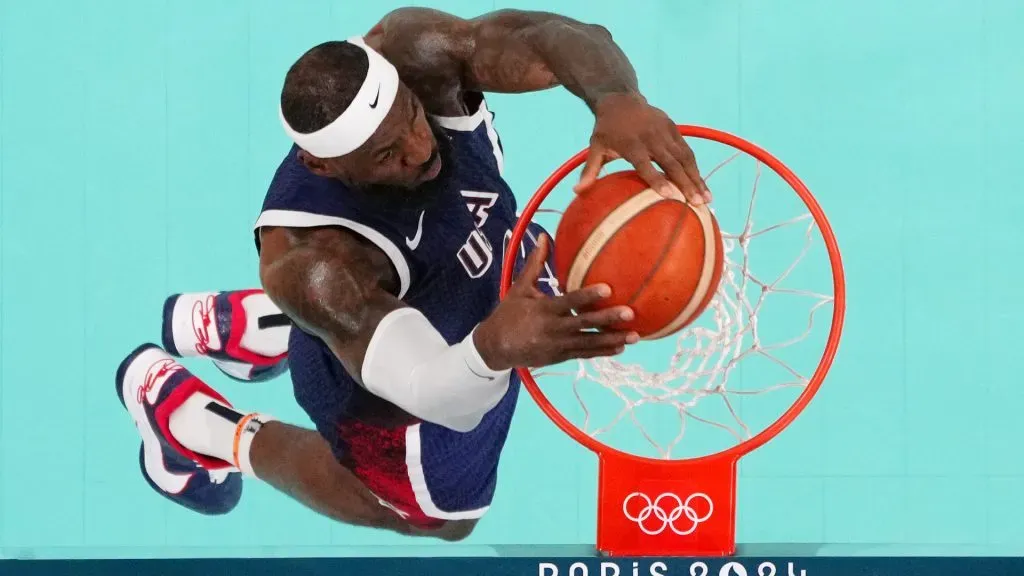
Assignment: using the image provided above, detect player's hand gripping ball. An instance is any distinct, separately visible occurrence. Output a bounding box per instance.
[576,93,712,206]
[555,170,724,340]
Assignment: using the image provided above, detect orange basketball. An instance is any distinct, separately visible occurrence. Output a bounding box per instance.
[553,171,725,340]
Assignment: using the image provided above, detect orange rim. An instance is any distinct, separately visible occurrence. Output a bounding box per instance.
[499,124,846,465]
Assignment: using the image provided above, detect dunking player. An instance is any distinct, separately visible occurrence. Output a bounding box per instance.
[115,8,710,540]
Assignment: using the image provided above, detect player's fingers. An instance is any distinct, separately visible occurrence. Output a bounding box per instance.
[553,283,613,313]
[623,150,683,202]
[652,146,703,205]
[562,345,628,361]
[575,146,607,194]
[511,233,550,292]
[562,330,638,355]
[562,306,634,330]
[670,139,712,204]
[522,283,547,300]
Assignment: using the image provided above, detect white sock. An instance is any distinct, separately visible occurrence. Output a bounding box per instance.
[167,393,275,477]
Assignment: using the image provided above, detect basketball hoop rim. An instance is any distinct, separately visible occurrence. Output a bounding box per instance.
[500,124,847,467]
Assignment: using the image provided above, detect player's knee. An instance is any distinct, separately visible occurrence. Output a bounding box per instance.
[434,519,478,542]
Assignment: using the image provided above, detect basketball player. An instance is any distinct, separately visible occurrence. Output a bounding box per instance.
[115,7,710,540]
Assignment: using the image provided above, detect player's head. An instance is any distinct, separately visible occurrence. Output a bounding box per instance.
[279,38,443,190]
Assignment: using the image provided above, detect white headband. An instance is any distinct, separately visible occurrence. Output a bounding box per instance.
[279,36,400,158]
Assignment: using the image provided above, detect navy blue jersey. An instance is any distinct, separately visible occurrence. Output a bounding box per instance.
[254,94,553,526]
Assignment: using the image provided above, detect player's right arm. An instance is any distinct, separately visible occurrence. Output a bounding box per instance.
[258,226,636,431]
[258,225,404,376]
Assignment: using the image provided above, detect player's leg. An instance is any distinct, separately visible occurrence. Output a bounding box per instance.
[247,419,476,540]
[247,419,408,532]
[116,343,469,538]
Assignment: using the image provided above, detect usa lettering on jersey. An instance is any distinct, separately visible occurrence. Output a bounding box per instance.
[457,229,494,278]
[502,226,558,293]
[457,190,500,278]
[461,190,498,228]
[455,191,558,299]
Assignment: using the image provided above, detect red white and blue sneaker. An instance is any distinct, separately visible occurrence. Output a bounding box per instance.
[116,343,242,515]
[161,289,290,382]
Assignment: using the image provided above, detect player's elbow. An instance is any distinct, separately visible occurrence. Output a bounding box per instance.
[362,311,511,433]
[403,402,482,433]
[524,14,613,43]
[586,22,613,39]
[436,519,478,541]
[397,398,485,432]
[370,369,497,433]
[431,412,484,434]
[407,369,498,433]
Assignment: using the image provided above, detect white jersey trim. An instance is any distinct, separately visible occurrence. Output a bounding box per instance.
[404,423,491,520]
[431,102,485,132]
[254,209,411,299]
[479,103,504,177]
[432,99,504,176]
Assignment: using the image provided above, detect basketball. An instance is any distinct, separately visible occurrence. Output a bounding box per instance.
[553,171,725,340]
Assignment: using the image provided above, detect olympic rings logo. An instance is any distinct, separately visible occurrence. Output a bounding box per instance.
[622,492,714,536]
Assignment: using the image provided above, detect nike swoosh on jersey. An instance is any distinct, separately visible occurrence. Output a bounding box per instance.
[405,211,425,250]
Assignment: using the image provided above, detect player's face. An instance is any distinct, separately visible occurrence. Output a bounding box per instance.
[322,84,442,190]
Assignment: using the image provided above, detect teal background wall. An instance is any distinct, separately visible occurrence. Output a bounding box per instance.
[1,0,1023,558]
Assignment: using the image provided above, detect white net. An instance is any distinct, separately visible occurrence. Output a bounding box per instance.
[524,149,837,460]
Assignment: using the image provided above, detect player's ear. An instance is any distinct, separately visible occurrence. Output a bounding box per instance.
[297,149,334,178]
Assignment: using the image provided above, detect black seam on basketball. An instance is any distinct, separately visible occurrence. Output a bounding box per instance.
[626,203,690,309]
[580,198,668,291]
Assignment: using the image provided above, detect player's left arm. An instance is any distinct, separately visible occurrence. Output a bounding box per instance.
[367,8,711,205]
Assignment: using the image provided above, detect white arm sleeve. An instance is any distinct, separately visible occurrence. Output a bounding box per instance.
[360,308,511,433]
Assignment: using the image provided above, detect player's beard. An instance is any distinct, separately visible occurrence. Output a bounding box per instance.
[358,119,454,213]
